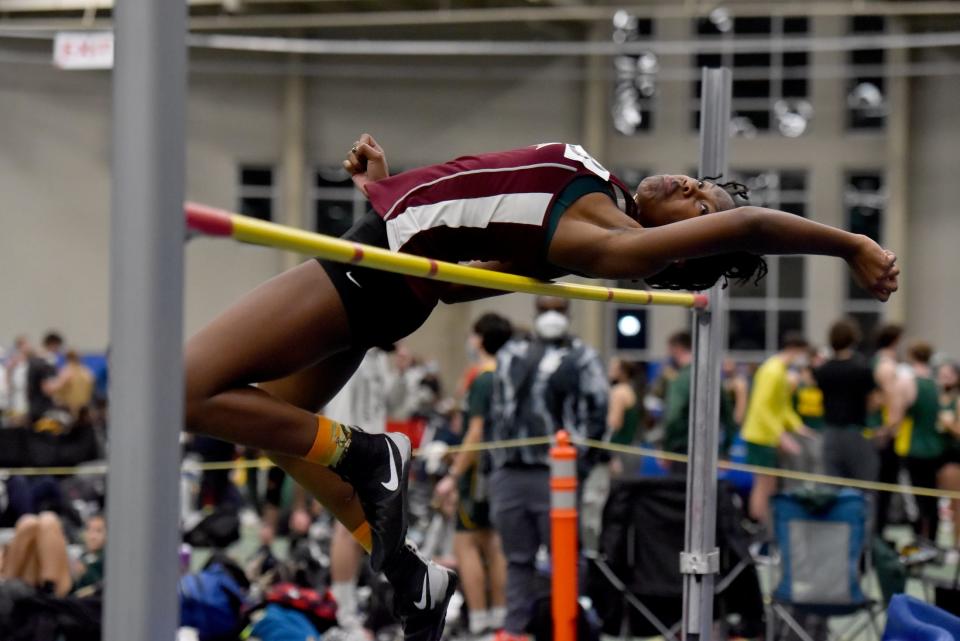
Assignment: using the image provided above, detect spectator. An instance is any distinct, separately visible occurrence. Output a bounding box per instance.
[4,336,31,427]
[936,361,960,546]
[486,296,608,641]
[888,342,944,541]
[435,313,512,636]
[0,511,105,598]
[871,323,906,534]
[794,346,826,431]
[662,331,736,465]
[43,350,95,418]
[722,358,750,428]
[741,332,810,526]
[815,319,879,481]
[607,357,641,447]
[26,338,58,426]
[40,332,65,370]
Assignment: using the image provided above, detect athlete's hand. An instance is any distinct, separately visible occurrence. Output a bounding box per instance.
[343,133,389,197]
[847,235,899,302]
[433,474,457,504]
[778,432,803,457]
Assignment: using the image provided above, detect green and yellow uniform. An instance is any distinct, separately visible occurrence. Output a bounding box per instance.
[457,366,495,531]
[895,376,944,460]
[794,383,825,430]
[663,364,737,455]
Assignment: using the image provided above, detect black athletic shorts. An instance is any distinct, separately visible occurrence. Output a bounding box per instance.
[317,210,436,350]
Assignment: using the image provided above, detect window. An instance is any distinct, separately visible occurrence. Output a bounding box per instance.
[614,308,648,351]
[238,165,275,221]
[313,166,366,237]
[844,171,886,336]
[692,15,811,137]
[847,16,886,130]
[725,169,809,359]
[611,168,653,355]
[611,12,656,135]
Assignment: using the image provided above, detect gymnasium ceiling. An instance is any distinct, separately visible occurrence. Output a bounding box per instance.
[3,0,960,40]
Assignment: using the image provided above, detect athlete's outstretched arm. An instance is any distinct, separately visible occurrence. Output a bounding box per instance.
[549,193,899,301]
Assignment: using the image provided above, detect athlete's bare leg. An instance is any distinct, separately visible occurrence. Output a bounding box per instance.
[454,531,489,613]
[1,513,73,597]
[479,529,507,612]
[184,260,354,457]
[256,350,369,532]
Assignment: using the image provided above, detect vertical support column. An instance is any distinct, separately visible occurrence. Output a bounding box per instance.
[103,0,185,639]
[281,62,307,271]
[883,17,909,324]
[681,67,731,641]
[551,430,579,641]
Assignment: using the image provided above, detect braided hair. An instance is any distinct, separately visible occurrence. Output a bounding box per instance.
[644,176,768,291]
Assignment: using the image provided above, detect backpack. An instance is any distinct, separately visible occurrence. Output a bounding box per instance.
[184,507,241,549]
[179,562,247,641]
[259,583,338,633]
[245,604,320,641]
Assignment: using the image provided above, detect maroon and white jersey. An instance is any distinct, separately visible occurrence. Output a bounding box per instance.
[365,143,637,277]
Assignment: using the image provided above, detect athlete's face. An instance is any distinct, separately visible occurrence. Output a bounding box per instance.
[633,175,735,227]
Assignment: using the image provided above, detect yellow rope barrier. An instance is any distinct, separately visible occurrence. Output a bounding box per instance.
[579,438,960,500]
[7,435,960,500]
[186,203,707,309]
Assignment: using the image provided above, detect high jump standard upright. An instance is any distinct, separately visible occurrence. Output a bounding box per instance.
[681,66,732,641]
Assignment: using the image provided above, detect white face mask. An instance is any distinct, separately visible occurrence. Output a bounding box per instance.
[535,310,569,340]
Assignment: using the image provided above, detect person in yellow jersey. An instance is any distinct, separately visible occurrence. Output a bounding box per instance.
[741,332,812,526]
[885,342,945,542]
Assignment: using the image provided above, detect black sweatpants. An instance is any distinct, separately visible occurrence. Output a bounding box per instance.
[904,456,942,541]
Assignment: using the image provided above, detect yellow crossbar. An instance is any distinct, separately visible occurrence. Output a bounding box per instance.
[186,202,707,309]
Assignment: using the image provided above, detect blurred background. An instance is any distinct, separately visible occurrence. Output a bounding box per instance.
[1,1,958,382]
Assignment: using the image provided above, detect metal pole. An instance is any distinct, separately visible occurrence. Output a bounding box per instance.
[103,0,185,638]
[681,67,731,641]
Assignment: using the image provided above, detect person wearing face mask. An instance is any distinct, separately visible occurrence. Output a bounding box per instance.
[484,296,608,641]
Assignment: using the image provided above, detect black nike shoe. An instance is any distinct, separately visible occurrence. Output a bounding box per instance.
[385,543,459,641]
[333,428,412,572]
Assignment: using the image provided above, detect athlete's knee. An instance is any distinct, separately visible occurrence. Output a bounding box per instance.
[37,511,63,534]
[14,513,39,535]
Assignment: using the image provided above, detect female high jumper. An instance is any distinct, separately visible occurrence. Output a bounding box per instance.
[184,134,899,641]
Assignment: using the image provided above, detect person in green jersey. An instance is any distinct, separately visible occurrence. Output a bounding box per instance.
[887,342,945,541]
[935,362,960,546]
[435,313,512,636]
[607,358,643,474]
[662,331,737,468]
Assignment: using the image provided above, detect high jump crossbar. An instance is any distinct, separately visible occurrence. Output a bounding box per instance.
[185,202,708,309]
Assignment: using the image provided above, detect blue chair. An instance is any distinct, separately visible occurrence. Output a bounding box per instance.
[767,490,883,641]
[883,594,960,641]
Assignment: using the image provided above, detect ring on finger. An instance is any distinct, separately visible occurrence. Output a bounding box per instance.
[350,145,358,154]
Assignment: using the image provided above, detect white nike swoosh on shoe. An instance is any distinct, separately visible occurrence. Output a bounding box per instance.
[381,438,400,492]
[346,271,362,288]
[414,575,429,610]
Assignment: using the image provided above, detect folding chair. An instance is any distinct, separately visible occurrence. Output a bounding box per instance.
[767,489,884,641]
[585,476,764,640]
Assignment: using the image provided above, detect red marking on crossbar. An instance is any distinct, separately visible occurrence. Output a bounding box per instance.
[693,294,709,309]
[351,244,365,263]
[646,292,653,304]
[185,202,233,237]
[606,288,614,301]
[427,260,439,277]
